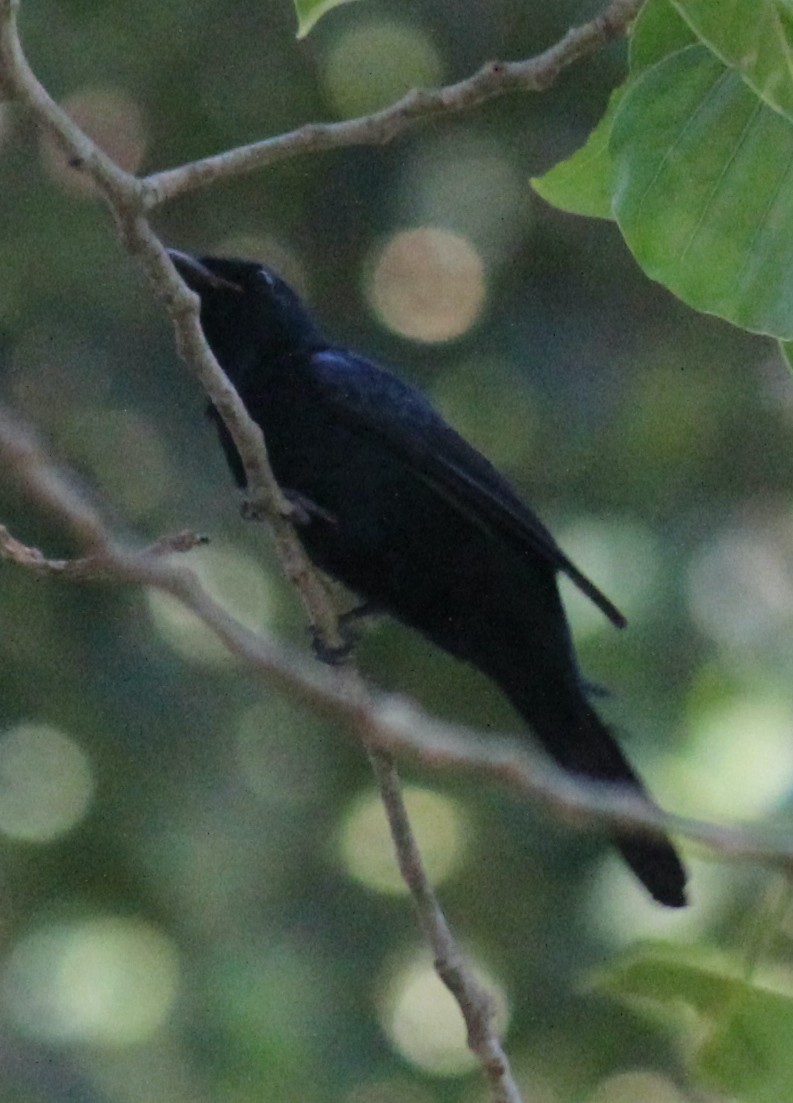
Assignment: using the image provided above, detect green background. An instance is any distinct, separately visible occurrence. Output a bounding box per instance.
[1,1,792,1101]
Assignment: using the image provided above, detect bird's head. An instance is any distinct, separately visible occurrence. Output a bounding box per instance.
[167,250,325,367]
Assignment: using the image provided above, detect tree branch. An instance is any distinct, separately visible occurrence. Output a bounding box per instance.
[5,408,793,877]
[0,0,138,205]
[2,0,516,1075]
[142,0,643,204]
[368,750,522,1103]
[0,1,656,1098]
[0,0,349,655]
[8,399,793,1103]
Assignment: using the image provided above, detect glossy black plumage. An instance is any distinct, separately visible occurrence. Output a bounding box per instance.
[169,249,688,908]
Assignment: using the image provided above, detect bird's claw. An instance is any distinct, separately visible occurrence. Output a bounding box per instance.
[339,601,383,629]
[240,490,337,527]
[309,603,382,665]
[240,498,268,522]
[310,626,357,666]
[285,490,337,527]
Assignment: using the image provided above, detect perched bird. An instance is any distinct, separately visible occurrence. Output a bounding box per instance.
[169,249,687,908]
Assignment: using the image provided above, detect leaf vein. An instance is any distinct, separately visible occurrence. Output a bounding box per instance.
[634,62,733,215]
[677,90,762,264]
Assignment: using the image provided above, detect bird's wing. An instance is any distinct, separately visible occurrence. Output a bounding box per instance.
[311,350,626,628]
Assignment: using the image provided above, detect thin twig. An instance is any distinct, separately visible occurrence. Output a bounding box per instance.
[0,1,647,1098]
[5,411,793,877]
[368,749,522,1103]
[0,0,348,654]
[0,0,512,1078]
[142,0,644,204]
[0,0,138,206]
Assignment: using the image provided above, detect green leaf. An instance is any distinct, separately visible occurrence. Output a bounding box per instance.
[610,45,793,339]
[293,0,361,39]
[672,0,793,122]
[700,995,793,1103]
[629,0,698,75]
[594,943,731,1021]
[530,89,623,219]
[530,0,696,220]
[596,944,793,1103]
[780,340,793,373]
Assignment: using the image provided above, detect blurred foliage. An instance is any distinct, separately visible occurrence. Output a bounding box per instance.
[294,0,361,40]
[2,1,793,1102]
[534,0,793,341]
[595,935,793,1103]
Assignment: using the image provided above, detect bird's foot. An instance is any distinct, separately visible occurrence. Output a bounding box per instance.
[310,602,383,665]
[339,601,383,630]
[240,498,268,522]
[240,490,337,527]
[284,490,337,527]
[310,625,357,666]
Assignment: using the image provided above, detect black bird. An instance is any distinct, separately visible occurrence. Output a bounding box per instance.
[169,249,687,908]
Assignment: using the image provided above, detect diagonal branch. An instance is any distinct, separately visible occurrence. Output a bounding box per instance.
[143,0,643,204]
[0,1,652,1098]
[0,0,349,655]
[0,397,525,1101]
[0,0,141,206]
[4,408,793,877]
[369,750,522,1103]
[0,2,533,1089]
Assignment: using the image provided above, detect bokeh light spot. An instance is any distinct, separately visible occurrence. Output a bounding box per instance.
[687,519,793,654]
[558,517,662,638]
[339,786,468,893]
[40,87,147,195]
[675,692,793,820]
[397,133,531,264]
[7,336,170,516]
[366,227,486,343]
[380,953,509,1076]
[4,917,179,1046]
[590,854,725,947]
[147,542,274,666]
[0,723,93,842]
[321,20,443,118]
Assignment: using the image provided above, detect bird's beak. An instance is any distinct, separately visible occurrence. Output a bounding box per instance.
[167,248,243,293]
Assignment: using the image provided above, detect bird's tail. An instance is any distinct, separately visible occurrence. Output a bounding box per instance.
[504,683,687,907]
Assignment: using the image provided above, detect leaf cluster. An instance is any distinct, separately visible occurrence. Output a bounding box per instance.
[535,0,793,344]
